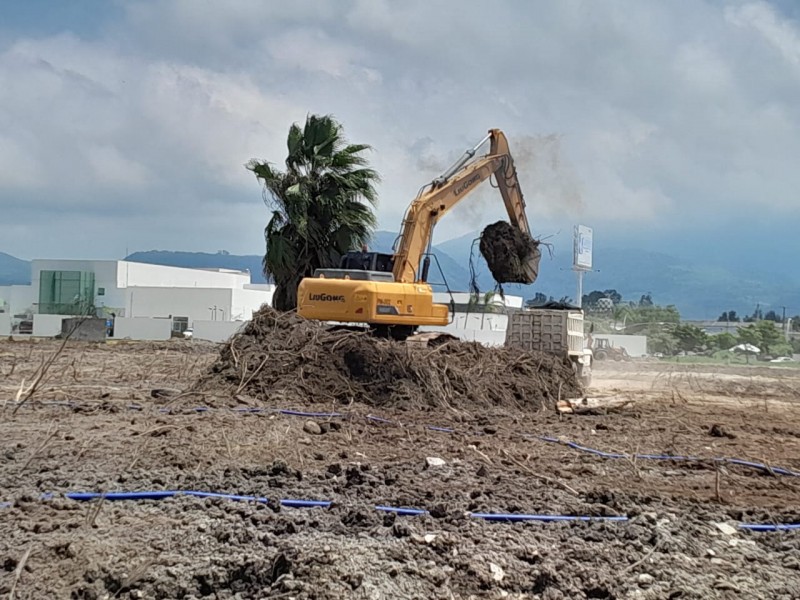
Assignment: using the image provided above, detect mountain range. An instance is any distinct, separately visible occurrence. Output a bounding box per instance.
[0,252,31,286]
[2,230,797,319]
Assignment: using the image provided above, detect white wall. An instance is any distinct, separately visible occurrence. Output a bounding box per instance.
[32,314,65,337]
[0,285,10,312]
[128,287,232,324]
[119,261,249,289]
[0,314,10,336]
[231,288,272,321]
[112,317,172,340]
[0,284,37,316]
[419,311,510,346]
[447,313,509,331]
[419,324,507,346]
[433,292,523,309]
[593,334,648,357]
[193,320,244,343]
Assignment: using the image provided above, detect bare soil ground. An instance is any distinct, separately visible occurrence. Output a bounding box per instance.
[1,339,799,599]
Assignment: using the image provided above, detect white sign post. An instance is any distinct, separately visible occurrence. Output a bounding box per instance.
[573,225,593,308]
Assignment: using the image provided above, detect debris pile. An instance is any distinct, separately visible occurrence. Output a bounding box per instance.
[191,306,580,411]
[479,221,541,284]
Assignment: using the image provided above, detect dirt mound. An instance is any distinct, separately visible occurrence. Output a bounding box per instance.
[479,221,541,284]
[191,306,580,410]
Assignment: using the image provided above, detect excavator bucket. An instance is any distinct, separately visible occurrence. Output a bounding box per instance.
[480,221,542,285]
[404,332,460,348]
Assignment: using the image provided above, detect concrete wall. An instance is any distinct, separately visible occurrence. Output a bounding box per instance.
[0,284,37,316]
[433,292,523,309]
[193,320,245,343]
[420,325,507,346]
[0,286,11,313]
[62,317,107,341]
[592,334,648,357]
[119,261,249,289]
[419,311,510,346]
[447,313,509,331]
[112,317,172,340]
[0,314,10,336]
[231,288,272,321]
[32,314,65,337]
[128,287,233,324]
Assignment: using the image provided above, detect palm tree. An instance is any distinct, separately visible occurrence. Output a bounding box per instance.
[246,115,380,310]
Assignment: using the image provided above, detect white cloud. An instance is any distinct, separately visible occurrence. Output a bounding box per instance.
[726,1,800,68]
[1,0,800,261]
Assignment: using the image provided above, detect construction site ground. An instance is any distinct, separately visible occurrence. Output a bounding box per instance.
[1,339,799,599]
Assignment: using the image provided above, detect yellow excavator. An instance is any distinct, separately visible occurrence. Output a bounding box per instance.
[296,128,541,339]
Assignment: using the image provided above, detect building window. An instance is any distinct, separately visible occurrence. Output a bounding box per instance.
[172,316,189,333]
[97,287,105,296]
[38,270,96,315]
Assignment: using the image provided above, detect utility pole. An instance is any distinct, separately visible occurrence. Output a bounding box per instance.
[573,225,593,309]
[575,269,584,309]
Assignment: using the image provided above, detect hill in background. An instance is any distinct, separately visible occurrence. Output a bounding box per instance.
[1,230,796,319]
[0,252,31,286]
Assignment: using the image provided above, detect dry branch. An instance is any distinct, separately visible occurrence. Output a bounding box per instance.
[8,546,32,600]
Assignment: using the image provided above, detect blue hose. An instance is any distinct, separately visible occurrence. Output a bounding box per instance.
[366,415,393,424]
[8,490,628,524]
[278,409,344,418]
[375,505,428,516]
[427,426,456,433]
[534,436,800,477]
[21,400,799,478]
[739,523,800,531]
[2,491,796,531]
[280,499,332,508]
[470,513,628,522]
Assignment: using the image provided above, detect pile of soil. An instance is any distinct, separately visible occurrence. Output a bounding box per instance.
[191,306,580,411]
[479,220,542,284]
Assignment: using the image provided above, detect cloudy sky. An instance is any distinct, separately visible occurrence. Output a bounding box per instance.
[1,0,800,264]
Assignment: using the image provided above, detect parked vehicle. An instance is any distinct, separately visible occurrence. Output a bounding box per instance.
[592,338,631,362]
[769,356,794,363]
[505,308,593,387]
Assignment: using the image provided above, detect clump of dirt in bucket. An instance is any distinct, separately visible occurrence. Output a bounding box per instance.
[479,221,541,284]
[189,306,579,411]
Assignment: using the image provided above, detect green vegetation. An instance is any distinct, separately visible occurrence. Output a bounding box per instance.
[247,114,380,311]
[583,290,795,361]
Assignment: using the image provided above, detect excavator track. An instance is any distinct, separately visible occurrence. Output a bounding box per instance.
[324,324,458,347]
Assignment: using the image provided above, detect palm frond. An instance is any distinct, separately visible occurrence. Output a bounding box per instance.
[248,113,381,310]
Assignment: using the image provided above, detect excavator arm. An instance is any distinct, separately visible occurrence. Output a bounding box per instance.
[392,129,533,284]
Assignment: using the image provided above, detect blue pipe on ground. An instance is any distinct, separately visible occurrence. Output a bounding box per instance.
[470,513,629,522]
[2,491,798,531]
[739,523,800,531]
[534,436,800,477]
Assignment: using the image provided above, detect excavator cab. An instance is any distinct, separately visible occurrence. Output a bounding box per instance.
[338,251,395,274]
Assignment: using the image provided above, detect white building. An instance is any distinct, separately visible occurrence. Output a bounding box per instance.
[0,259,274,339]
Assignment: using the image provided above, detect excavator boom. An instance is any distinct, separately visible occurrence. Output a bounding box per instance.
[392,129,533,284]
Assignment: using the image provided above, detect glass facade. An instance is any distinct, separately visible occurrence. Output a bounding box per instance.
[38,270,96,315]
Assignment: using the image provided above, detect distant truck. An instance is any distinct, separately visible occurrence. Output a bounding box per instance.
[505,308,593,387]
